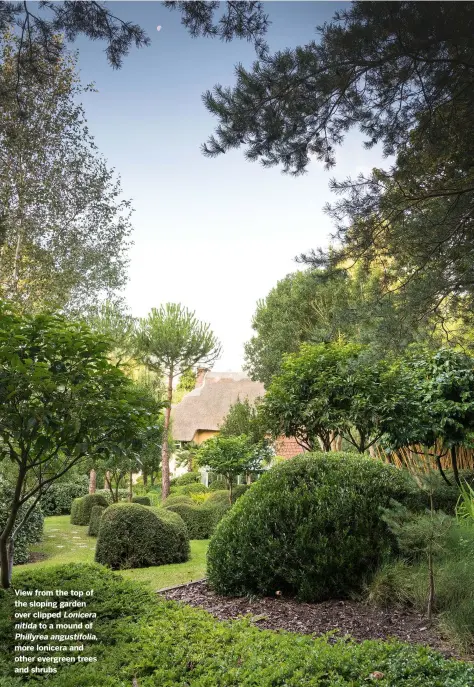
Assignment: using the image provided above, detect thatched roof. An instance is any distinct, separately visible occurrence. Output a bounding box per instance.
[171,371,265,442]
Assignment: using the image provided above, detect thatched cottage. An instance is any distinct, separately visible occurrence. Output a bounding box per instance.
[170,368,305,478]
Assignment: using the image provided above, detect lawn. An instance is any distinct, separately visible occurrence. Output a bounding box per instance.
[14,515,209,590]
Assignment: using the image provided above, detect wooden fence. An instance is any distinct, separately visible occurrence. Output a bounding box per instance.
[373,443,474,472]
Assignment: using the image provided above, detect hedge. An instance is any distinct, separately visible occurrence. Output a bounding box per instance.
[170,471,201,487]
[132,496,151,506]
[164,495,195,507]
[88,505,107,537]
[95,503,190,569]
[164,503,215,539]
[40,475,89,515]
[70,494,109,526]
[207,453,428,602]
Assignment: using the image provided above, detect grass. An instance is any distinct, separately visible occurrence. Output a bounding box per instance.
[14,515,209,590]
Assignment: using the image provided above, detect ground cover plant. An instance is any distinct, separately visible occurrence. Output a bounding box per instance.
[0,563,473,686]
[207,454,426,601]
[95,503,190,569]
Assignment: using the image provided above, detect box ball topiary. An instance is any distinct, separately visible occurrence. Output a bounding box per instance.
[95,503,190,569]
[164,495,195,507]
[70,494,108,526]
[164,503,217,539]
[207,454,428,602]
[171,471,201,487]
[131,496,151,506]
[88,505,106,537]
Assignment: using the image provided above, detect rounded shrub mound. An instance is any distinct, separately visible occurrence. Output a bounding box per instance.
[164,503,216,539]
[40,475,89,516]
[164,495,195,507]
[170,471,201,487]
[95,503,190,569]
[131,496,151,506]
[207,454,426,602]
[88,505,106,537]
[70,494,109,526]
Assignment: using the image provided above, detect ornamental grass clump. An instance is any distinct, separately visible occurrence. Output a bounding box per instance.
[207,454,426,602]
[95,503,190,569]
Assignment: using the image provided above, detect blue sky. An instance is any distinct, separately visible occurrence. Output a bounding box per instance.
[73,1,386,372]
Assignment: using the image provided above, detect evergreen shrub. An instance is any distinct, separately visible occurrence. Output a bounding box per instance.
[131,496,151,506]
[40,475,89,515]
[164,503,215,539]
[88,505,106,537]
[70,494,108,526]
[170,471,201,487]
[0,480,44,564]
[95,503,190,569]
[207,453,427,601]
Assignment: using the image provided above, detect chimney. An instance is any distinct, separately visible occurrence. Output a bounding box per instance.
[195,367,208,388]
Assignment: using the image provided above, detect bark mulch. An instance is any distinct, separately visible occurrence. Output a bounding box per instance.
[160,580,464,661]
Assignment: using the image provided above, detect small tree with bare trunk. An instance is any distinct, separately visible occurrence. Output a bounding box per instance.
[135,304,221,500]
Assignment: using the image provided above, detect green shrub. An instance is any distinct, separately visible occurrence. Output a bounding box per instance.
[1,563,473,687]
[132,496,151,506]
[170,482,209,496]
[70,494,109,525]
[209,477,228,490]
[164,494,195,507]
[88,505,106,537]
[0,479,44,564]
[95,488,129,504]
[207,454,427,601]
[206,490,232,506]
[367,519,474,653]
[40,475,89,515]
[95,503,190,569]
[164,503,215,539]
[231,484,250,502]
[170,471,201,487]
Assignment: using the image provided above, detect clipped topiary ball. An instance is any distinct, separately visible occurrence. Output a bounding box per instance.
[95,503,190,569]
[70,494,108,526]
[164,502,220,539]
[131,496,151,506]
[164,495,195,507]
[207,454,425,602]
[88,505,107,537]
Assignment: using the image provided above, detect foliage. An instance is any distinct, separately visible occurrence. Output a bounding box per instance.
[262,342,412,452]
[39,474,89,516]
[0,478,43,565]
[196,435,269,502]
[164,494,195,507]
[173,441,200,472]
[170,471,201,486]
[2,562,473,686]
[70,494,108,526]
[456,479,474,523]
[173,367,197,403]
[0,34,133,314]
[384,348,474,485]
[131,496,151,506]
[170,482,209,496]
[0,305,158,587]
[367,520,474,653]
[219,397,266,446]
[85,301,137,368]
[135,303,222,499]
[88,505,106,537]
[95,503,190,570]
[164,503,217,539]
[95,488,129,504]
[207,454,427,602]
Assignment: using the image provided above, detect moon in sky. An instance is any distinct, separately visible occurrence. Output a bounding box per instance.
[157,25,162,31]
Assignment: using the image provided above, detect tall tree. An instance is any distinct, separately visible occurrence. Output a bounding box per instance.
[0,303,154,587]
[0,32,133,313]
[135,304,221,499]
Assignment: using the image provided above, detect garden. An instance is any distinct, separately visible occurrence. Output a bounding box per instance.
[3,2,474,685]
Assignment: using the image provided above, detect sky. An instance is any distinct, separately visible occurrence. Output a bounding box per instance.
[72,1,386,372]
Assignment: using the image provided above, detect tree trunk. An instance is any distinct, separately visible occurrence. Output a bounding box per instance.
[89,469,96,494]
[229,479,233,505]
[451,445,461,486]
[0,535,10,589]
[187,454,193,472]
[161,373,173,500]
[246,473,252,485]
[143,469,148,487]
[129,469,133,502]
